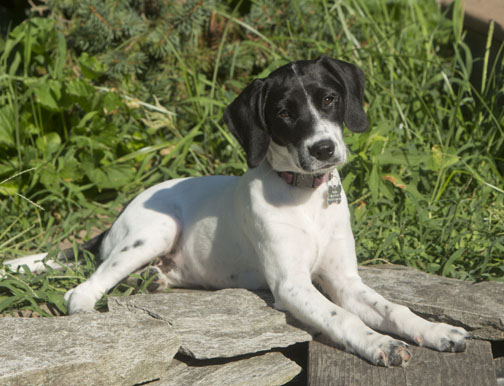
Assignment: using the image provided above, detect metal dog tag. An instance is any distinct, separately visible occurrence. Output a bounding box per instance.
[327,173,342,205]
[327,183,342,205]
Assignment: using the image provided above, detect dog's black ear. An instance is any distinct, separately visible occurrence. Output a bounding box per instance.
[316,56,369,133]
[223,78,270,168]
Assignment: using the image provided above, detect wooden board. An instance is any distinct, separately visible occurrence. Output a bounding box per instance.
[308,339,497,386]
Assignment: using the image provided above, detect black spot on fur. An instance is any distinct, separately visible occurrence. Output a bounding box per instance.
[120,246,129,253]
[331,310,337,317]
[133,239,144,248]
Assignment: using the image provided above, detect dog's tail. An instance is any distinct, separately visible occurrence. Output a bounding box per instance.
[1,230,107,276]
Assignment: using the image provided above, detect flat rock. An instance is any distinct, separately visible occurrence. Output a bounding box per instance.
[496,357,504,378]
[309,338,497,386]
[157,351,301,386]
[109,288,312,359]
[438,0,504,40]
[359,265,504,340]
[0,312,180,386]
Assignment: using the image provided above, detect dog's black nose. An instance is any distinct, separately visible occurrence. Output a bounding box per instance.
[309,140,335,161]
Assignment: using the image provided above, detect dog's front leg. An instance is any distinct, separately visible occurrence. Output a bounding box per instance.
[318,273,469,353]
[316,238,469,354]
[260,245,411,367]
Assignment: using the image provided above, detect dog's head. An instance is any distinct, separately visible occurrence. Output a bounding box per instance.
[224,56,369,173]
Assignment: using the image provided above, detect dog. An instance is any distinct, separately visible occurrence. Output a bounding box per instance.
[5,56,468,366]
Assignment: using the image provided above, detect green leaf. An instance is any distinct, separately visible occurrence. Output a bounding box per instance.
[8,51,21,76]
[442,249,465,277]
[86,163,136,190]
[53,30,67,80]
[427,145,460,171]
[39,163,61,191]
[57,152,81,182]
[66,78,95,98]
[103,92,124,113]
[75,111,100,130]
[31,79,62,112]
[0,105,16,146]
[0,182,18,197]
[78,53,107,80]
[36,132,61,157]
[374,150,430,167]
[369,164,380,201]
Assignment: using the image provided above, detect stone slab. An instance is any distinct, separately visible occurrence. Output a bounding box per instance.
[496,357,504,379]
[0,312,180,386]
[109,288,312,359]
[438,0,504,40]
[157,351,301,386]
[309,338,497,386]
[360,265,504,340]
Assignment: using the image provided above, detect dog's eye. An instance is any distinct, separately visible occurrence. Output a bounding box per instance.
[278,110,290,119]
[323,95,336,105]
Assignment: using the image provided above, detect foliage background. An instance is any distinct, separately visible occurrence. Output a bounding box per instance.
[0,0,503,315]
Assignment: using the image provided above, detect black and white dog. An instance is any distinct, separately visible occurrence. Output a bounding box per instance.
[6,56,468,366]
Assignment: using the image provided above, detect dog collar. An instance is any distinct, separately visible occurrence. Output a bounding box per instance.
[277,171,332,189]
[277,170,343,205]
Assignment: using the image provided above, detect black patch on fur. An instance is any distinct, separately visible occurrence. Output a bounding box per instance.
[331,310,337,317]
[133,239,144,248]
[120,246,129,253]
[223,78,270,168]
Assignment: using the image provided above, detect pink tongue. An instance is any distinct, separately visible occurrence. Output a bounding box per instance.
[313,173,331,188]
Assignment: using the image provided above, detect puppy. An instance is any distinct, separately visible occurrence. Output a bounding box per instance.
[6,56,468,366]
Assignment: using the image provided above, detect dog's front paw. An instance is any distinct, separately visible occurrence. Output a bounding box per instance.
[64,284,99,315]
[374,338,411,367]
[414,323,469,353]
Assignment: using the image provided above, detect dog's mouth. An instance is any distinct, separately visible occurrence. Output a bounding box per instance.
[297,153,345,174]
[267,141,346,175]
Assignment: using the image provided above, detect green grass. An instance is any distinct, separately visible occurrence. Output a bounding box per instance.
[0,0,503,316]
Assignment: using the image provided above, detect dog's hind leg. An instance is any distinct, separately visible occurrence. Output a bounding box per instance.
[64,218,180,314]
